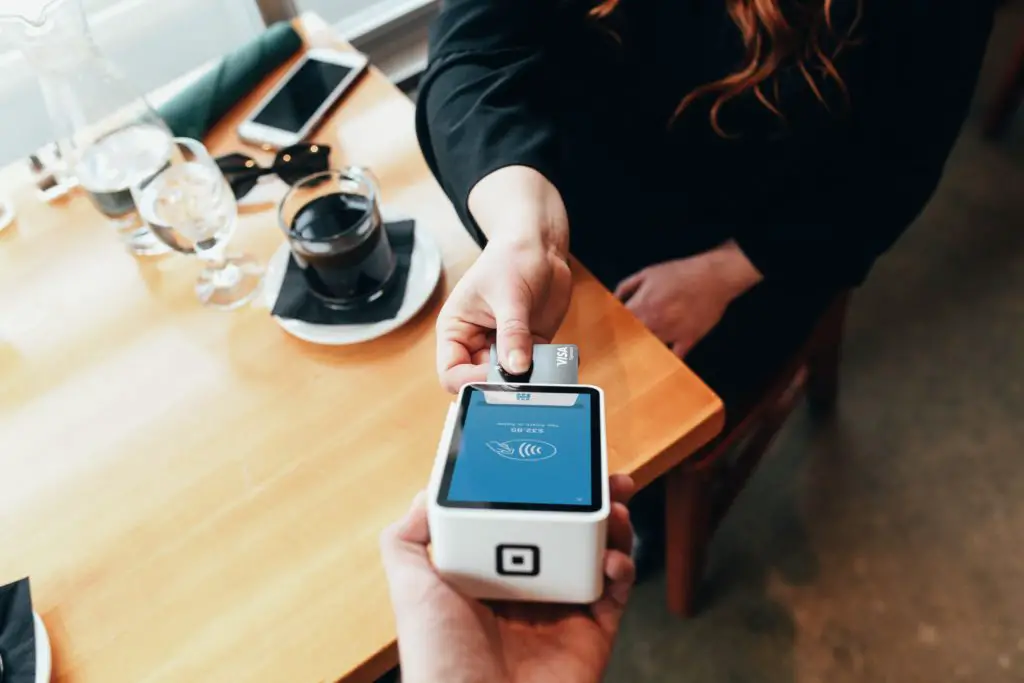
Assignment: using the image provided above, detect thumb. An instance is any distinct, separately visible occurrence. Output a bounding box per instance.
[614,270,645,302]
[492,293,535,375]
[380,492,431,567]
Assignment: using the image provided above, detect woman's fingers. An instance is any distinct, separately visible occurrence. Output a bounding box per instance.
[436,316,475,371]
[436,314,491,393]
[614,270,646,302]
[622,285,660,334]
[491,293,535,375]
[625,291,677,347]
[439,363,489,394]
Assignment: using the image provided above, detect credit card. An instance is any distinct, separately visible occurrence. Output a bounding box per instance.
[487,344,580,385]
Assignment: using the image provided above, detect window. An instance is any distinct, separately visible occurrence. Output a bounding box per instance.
[0,0,436,166]
[0,0,265,165]
[326,0,437,85]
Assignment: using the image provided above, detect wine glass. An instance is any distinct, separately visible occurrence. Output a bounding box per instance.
[134,138,263,309]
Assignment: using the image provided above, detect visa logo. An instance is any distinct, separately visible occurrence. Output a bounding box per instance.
[556,346,571,367]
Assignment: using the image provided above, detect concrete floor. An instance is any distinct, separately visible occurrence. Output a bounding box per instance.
[607,7,1024,683]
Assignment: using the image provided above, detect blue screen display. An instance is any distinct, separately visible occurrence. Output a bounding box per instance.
[446,390,594,507]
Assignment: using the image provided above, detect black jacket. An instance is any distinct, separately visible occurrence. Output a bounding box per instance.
[416,0,995,287]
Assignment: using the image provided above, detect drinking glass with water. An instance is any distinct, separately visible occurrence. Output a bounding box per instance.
[1,0,176,256]
[76,122,176,254]
[134,138,263,309]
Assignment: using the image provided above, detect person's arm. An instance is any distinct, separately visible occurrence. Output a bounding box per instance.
[732,0,996,288]
[415,0,568,249]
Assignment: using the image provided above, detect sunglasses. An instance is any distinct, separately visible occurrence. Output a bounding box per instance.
[216,143,332,199]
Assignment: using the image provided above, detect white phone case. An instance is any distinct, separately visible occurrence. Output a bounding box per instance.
[237,48,368,149]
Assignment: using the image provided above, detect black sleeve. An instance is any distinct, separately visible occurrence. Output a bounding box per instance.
[733,0,996,288]
[415,0,565,248]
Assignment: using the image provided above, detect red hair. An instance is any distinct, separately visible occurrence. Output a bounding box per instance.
[590,0,863,135]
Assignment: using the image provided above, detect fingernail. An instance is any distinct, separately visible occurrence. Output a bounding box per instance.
[508,350,529,373]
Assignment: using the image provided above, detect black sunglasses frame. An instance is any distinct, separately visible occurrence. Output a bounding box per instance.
[216,143,332,199]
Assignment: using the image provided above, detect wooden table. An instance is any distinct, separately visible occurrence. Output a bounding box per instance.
[0,14,723,683]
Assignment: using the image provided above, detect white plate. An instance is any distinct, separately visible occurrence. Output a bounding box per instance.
[263,218,442,345]
[34,612,51,683]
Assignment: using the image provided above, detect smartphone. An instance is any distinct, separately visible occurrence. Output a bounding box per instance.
[237,48,369,149]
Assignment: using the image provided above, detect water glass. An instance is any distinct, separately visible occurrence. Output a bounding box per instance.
[134,138,263,309]
[75,122,174,256]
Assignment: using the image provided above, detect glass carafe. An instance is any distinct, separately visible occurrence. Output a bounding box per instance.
[0,0,173,255]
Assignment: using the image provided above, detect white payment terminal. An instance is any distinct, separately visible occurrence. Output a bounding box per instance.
[427,383,610,604]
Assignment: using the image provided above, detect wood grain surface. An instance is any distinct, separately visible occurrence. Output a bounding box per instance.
[0,14,723,683]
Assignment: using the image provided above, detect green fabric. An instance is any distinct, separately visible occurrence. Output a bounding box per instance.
[158,22,303,140]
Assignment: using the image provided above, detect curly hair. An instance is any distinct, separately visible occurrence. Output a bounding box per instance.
[590,0,863,135]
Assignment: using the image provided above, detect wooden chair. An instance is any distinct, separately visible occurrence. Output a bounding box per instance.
[664,292,852,616]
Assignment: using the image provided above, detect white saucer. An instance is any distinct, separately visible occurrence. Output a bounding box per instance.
[34,612,51,683]
[263,218,443,345]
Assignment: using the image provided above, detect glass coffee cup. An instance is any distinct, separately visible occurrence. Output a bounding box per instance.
[278,168,397,308]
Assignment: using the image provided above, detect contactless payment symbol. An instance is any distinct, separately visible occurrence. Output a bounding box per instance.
[485,440,558,462]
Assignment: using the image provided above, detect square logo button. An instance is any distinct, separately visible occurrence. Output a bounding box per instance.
[496,544,540,577]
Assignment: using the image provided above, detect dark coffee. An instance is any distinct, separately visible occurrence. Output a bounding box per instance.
[288,192,396,304]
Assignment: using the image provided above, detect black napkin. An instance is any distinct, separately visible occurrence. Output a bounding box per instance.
[272,220,416,324]
[0,578,35,683]
[158,22,303,140]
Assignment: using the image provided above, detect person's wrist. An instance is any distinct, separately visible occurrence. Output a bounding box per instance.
[487,211,569,261]
[708,240,763,300]
[468,165,570,260]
